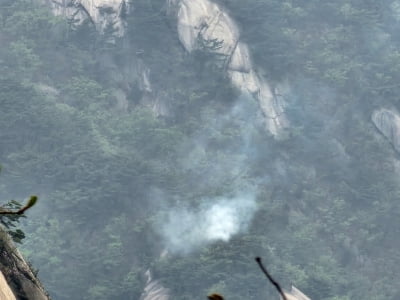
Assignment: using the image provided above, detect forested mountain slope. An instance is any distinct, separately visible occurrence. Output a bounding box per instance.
[1,0,400,299]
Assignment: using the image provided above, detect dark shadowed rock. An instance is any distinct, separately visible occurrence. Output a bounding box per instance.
[0,228,50,300]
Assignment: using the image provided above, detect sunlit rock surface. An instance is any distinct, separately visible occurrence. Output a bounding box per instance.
[0,271,16,300]
[282,286,311,300]
[175,0,239,53]
[139,270,170,300]
[171,0,288,136]
[372,108,400,152]
[0,229,50,300]
[46,0,128,35]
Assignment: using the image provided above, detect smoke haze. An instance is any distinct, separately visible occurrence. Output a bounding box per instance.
[161,193,257,254]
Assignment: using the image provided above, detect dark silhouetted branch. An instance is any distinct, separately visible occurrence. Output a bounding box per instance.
[208,294,224,300]
[255,257,287,300]
[0,196,38,215]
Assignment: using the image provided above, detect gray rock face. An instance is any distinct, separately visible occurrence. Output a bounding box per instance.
[0,271,16,300]
[139,270,170,300]
[45,0,128,36]
[171,0,288,136]
[44,0,288,135]
[0,229,50,300]
[372,108,400,152]
[175,0,239,53]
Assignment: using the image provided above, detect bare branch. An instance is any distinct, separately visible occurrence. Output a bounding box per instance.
[255,257,287,300]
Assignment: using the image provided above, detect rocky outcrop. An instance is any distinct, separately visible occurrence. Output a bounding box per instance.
[44,1,170,116]
[282,286,311,300]
[139,270,170,300]
[45,0,128,36]
[0,271,16,300]
[170,0,288,136]
[372,108,400,152]
[0,228,50,300]
[44,0,287,134]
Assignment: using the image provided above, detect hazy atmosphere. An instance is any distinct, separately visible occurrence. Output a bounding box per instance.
[1,0,400,299]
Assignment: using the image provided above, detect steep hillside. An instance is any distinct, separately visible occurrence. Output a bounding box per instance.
[1,0,400,299]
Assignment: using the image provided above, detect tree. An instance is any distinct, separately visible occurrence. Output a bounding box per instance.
[0,196,37,244]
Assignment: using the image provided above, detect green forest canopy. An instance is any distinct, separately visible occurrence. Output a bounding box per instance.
[1,0,400,299]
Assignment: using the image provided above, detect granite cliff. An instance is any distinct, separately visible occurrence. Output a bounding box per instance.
[45,0,288,136]
[0,228,50,300]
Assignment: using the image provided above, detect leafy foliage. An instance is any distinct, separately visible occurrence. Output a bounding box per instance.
[0,200,26,243]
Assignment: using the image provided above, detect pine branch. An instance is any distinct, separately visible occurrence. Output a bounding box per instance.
[0,196,38,215]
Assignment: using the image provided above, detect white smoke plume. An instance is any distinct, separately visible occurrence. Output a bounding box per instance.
[161,193,257,254]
